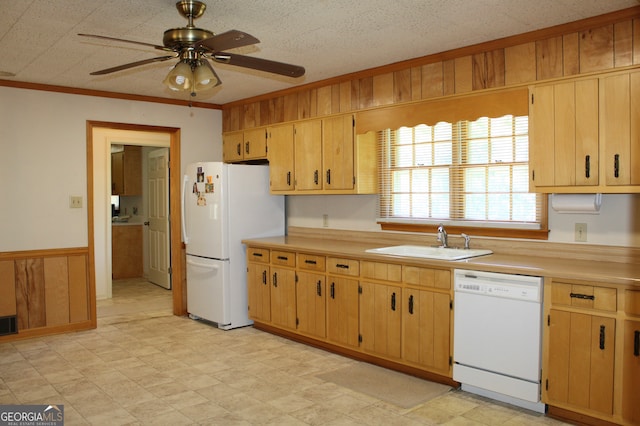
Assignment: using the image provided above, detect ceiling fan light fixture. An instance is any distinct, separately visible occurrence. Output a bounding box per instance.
[163,60,193,91]
[193,60,220,91]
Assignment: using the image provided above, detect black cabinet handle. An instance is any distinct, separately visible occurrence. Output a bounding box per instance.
[287,171,291,186]
[316,280,322,297]
[273,273,278,287]
[585,155,590,178]
[614,154,620,178]
[336,263,349,269]
[570,293,595,301]
[252,252,263,257]
[391,292,396,311]
[634,330,639,357]
[277,255,288,261]
[262,270,266,285]
[245,141,250,154]
[314,169,319,185]
[599,325,606,350]
[236,143,241,156]
[326,169,331,184]
[408,294,414,315]
[305,259,317,265]
[330,282,335,299]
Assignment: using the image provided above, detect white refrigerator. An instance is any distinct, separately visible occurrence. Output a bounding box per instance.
[182,162,284,330]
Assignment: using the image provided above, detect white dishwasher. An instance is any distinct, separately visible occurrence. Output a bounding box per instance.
[453,269,545,413]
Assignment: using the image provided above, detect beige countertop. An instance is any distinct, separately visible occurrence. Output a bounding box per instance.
[243,235,640,288]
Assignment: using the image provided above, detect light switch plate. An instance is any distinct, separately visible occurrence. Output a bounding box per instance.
[574,223,587,242]
[69,196,83,208]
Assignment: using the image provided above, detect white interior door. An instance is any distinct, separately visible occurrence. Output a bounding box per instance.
[148,148,171,289]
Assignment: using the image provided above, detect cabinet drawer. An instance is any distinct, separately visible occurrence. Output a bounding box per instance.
[403,266,451,289]
[271,250,296,267]
[361,261,401,282]
[625,290,640,317]
[247,247,270,264]
[298,253,326,271]
[327,257,359,276]
[551,282,617,312]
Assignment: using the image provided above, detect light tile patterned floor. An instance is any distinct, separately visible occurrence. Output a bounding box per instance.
[0,279,568,425]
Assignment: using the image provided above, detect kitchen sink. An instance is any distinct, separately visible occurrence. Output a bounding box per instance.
[365,245,492,261]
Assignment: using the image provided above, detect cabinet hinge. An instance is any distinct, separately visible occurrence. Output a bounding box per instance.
[547,314,550,326]
[545,379,549,390]
[450,300,453,310]
[168,267,172,275]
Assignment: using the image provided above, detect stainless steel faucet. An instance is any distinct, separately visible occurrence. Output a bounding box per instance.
[461,233,471,249]
[437,224,448,248]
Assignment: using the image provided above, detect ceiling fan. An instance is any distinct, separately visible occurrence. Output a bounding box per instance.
[79,0,305,96]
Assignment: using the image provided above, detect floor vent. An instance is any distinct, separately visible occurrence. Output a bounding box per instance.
[0,316,17,336]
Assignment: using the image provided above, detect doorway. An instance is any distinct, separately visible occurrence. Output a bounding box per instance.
[87,121,186,322]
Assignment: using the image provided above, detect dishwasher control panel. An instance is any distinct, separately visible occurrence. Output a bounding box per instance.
[454,269,542,302]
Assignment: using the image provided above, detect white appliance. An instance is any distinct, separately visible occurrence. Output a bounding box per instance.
[453,269,545,413]
[182,162,284,330]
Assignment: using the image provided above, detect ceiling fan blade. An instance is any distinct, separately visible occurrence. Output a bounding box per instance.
[212,52,305,77]
[78,33,170,51]
[195,30,259,52]
[90,56,175,75]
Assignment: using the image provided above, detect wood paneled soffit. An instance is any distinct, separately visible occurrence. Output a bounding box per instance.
[223,6,640,133]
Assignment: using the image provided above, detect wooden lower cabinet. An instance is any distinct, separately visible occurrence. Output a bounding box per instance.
[402,288,451,374]
[247,260,270,322]
[359,281,401,358]
[326,276,360,348]
[270,266,296,330]
[112,225,143,279]
[622,319,640,423]
[296,270,326,338]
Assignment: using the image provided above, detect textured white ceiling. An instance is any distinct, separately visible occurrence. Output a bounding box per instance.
[0,0,637,105]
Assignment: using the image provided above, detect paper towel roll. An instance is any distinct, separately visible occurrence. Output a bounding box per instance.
[550,193,602,214]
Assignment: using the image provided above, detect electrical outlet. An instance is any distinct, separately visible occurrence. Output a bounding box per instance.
[575,223,587,242]
[322,214,329,227]
[69,196,83,208]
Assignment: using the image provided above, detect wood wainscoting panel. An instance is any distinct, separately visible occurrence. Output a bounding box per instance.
[421,62,444,99]
[68,255,89,323]
[614,20,634,67]
[563,33,580,76]
[15,258,46,330]
[536,36,564,80]
[0,260,16,317]
[43,257,70,326]
[505,42,536,85]
[579,26,614,73]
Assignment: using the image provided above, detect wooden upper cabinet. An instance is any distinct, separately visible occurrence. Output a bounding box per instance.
[222,128,267,163]
[323,114,355,191]
[602,70,640,186]
[111,146,142,196]
[529,78,599,189]
[294,119,323,190]
[268,123,295,192]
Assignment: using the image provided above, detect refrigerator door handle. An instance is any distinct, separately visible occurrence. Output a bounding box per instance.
[181,174,189,244]
[186,258,221,270]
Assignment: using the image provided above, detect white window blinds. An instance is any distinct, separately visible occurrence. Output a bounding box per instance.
[378,115,544,229]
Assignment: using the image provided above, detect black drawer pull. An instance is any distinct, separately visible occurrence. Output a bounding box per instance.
[585,155,590,178]
[570,293,595,300]
[316,280,322,297]
[599,325,606,350]
[336,263,349,269]
[408,294,414,315]
[330,282,335,299]
[252,252,263,257]
[305,259,317,265]
[391,292,396,311]
[634,330,640,357]
[614,154,620,178]
[273,273,278,287]
[277,255,289,261]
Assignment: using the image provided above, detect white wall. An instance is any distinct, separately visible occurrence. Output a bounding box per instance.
[0,86,221,252]
[287,193,640,247]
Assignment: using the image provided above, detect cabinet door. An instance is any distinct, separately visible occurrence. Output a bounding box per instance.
[244,128,267,160]
[223,132,244,163]
[111,151,124,195]
[122,146,142,195]
[294,120,323,190]
[323,115,354,190]
[402,288,450,374]
[529,85,555,187]
[326,276,359,347]
[602,72,640,186]
[270,266,296,329]
[247,262,270,322]
[360,281,401,358]
[296,271,326,338]
[622,319,640,423]
[268,124,295,191]
[546,309,615,415]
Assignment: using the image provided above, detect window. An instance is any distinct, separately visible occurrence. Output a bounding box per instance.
[378,115,547,239]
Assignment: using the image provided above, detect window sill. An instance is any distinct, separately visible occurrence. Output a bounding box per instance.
[379,222,549,240]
